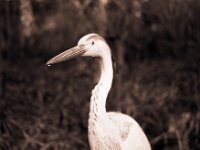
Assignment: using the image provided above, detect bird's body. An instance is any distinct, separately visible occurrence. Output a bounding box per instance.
[47,33,151,150]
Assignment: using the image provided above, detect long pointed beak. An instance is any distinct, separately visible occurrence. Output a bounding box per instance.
[46,45,86,65]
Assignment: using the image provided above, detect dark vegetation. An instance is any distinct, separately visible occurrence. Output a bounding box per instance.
[0,0,200,149]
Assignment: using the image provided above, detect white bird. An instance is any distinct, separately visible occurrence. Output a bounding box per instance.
[47,33,151,150]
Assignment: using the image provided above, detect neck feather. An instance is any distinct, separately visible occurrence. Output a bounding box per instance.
[99,52,113,92]
[89,49,113,118]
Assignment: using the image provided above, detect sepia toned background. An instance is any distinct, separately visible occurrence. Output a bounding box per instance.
[0,0,200,149]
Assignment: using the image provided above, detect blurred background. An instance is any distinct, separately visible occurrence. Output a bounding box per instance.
[0,0,200,149]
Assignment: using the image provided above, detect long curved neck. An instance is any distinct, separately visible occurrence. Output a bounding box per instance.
[89,49,113,118]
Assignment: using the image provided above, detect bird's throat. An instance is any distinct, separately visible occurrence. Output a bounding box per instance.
[89,53,113,119]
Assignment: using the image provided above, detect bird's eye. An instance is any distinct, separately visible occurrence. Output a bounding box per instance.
[92,41,94,45]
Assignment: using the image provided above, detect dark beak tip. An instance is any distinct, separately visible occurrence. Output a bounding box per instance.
[46,60,53,66]
[47,64,51,67]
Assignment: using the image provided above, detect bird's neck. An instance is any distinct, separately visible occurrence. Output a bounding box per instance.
[89,51,113,119]
[99,53,113,92]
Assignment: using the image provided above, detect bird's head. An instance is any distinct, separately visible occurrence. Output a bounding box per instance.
[47,33,110,65]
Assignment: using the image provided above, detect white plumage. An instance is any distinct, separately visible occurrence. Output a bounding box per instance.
[47,33,151,150]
